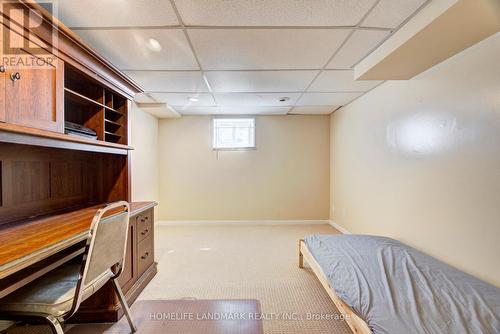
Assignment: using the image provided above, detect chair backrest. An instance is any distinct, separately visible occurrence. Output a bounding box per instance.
[67,201,130,318]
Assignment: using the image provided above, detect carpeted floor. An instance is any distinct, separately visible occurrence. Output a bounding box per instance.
[137,223,352,334]
[4,224,352,334]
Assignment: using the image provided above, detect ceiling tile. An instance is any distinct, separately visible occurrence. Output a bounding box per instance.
[175,107,219,115]
[57,0,179,27]
[218,106,290,115]
[150,93,215,107]
[289,106,338,115]
[326,29,390,69]
[361,0,427,29]
[189,29,351,70]
[136,103,181,119]
[177,106,290,115]
[125,71,209,92]
[133,93,157,103]
[309,70,382,91]
[297,92,362,106]
[215,93,301,107]
[206,71,318,93]
[73,29,199,70]
[174,0,376,26]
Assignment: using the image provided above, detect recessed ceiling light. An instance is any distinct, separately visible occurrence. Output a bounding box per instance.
[189,97,199,102]
[146,38,162,52]
[278,97,290,102]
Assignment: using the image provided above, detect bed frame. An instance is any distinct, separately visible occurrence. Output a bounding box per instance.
[298,239,371,334]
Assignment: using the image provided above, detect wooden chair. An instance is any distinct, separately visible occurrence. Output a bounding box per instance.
[0,201,136,334]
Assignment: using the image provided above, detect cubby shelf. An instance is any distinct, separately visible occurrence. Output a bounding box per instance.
[104,119,122,127]
[104,106,126,117]
[65,88,105,109]
[64,64,128,145]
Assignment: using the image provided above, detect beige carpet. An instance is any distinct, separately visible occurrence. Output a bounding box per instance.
[5,224,352,334]
[138,223,352,334]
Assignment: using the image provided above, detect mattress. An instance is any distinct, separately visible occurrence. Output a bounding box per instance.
[304,234,500,334]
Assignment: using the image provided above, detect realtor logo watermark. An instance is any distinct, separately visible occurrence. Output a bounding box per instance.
[1,1,58,70]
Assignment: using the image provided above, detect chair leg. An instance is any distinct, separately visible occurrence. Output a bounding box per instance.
[112,279,137,333]
[45,315,64,334]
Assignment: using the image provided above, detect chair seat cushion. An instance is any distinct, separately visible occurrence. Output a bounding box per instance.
[0,264,111,317]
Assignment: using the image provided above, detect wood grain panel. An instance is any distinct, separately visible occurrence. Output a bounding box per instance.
[0,161,3,206]
[97,153,128,203]
[10,160,50,204]
[0,143,129,225]
[5,50,63,133]
[50,160,86,198]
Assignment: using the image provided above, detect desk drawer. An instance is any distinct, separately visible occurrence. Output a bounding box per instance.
[137,235,153,276]
[136,210,153,243]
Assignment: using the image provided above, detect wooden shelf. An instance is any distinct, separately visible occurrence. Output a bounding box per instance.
[64,88,105,109]
[65,87,125,116]
[104,119,122,127]
[0,123,132,155]
[104,131,122,138]
[105,106,126,117]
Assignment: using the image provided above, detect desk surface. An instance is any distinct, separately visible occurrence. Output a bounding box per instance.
[0,201,157,279]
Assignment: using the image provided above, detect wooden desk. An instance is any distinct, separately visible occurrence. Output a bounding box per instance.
[0,201,156,299]
[0,0,151,322]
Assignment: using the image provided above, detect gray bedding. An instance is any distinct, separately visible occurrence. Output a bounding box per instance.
[304,234,500,334]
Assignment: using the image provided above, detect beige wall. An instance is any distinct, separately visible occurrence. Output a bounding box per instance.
[158,115,330,221]
[131,103,159,203]
[330,33,500,286]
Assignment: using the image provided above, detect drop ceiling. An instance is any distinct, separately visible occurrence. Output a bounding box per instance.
[53,0,430,116]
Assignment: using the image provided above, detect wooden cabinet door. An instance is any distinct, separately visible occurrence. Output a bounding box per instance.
[0,24,4,123]
[5,50,63,132]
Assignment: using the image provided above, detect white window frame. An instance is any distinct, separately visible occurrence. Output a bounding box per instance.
[212,117,256,151]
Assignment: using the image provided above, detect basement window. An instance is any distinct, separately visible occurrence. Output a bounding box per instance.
[213,118,255,150]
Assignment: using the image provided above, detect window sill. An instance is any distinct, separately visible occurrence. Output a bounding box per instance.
[213,147,256,151]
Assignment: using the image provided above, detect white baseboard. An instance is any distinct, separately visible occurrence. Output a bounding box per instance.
[156,219,331,226]
[156,219,351,234]
[328,220,351,234]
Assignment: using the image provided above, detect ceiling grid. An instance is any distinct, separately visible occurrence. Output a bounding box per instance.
[60,0,432,116]
[291,0,383,115]
[167,0,218,110]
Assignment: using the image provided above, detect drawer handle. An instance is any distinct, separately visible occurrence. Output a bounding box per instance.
[141,216,149,222]
[141,252,149,260]
[0,65,5,73]
[141,229,149,235]
[10,72,21,82]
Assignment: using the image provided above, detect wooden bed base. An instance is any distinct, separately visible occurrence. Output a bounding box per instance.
[298,239,371,334]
